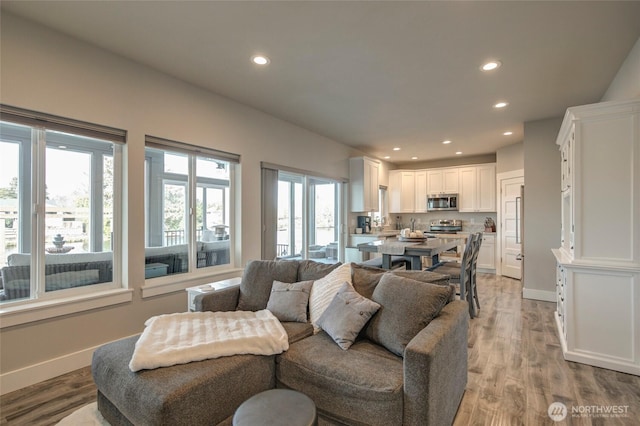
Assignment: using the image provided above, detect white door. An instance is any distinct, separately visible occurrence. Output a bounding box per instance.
[500,176,524,279]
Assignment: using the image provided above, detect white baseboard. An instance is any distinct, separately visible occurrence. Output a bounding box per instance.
[0,334,138,395]
[522,287,556,302]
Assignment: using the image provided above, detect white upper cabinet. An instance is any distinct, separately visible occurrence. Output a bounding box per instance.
[414,170,428,213]
[556,99,640,265]
[458,164,496,212]
[350,157,380,212]
[427,168,459,194]
[389,170,416,213]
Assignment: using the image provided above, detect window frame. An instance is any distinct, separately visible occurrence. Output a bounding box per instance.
[0,106,129,327]
[270,166,345,263]
[141,136,239,297]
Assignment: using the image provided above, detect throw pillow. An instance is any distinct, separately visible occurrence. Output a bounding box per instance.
[236,260,299,311]
[350,263,386,299]
[297,259,342,281]
[350,263,451,300]
[266,280,313,323]
[316,282,380,350]
[366,273,453,357]
[309,262,353,332]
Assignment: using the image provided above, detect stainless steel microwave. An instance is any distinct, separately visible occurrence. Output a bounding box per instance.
[427,194,458,211]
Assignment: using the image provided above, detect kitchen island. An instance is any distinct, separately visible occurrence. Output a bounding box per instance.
[357,237,462,270]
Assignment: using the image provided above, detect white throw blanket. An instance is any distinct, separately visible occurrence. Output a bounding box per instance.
[129,310,289,372]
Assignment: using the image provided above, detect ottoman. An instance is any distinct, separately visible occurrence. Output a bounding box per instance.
[92,335,276,426]
[233,389,317,426]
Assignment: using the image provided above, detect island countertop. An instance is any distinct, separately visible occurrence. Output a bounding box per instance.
[357,236,463,270]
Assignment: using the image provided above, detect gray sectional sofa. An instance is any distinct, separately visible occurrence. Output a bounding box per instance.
[92,260,469,426]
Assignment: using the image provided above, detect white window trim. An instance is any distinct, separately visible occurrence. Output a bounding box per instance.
[0,110,126,316]
[0,288,133,329]
[142,137,239,296]
[140,267,243,298]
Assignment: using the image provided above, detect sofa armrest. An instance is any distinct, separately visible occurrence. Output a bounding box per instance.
[403,300,469,426]
[194,285,240,312]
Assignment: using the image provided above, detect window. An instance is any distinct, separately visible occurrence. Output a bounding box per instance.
[144,136,238,283]
[262,164,343,263]
[0,106,124,305]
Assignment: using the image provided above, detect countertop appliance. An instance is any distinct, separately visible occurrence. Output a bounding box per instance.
[427,194,458,211]
[357,215,371,233]
[429,219,462,234]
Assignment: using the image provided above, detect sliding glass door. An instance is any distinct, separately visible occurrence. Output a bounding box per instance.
[269,168,342,263]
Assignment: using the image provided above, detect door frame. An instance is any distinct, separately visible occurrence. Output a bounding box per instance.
[496,169,524,276]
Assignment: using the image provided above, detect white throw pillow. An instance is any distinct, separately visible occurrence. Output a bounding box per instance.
[309,262,353,333]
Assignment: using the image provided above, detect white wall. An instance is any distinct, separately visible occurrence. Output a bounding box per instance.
[0,12,362,388]
[601,36,640,102]
[522,118,562,300]
[496,142,524,174]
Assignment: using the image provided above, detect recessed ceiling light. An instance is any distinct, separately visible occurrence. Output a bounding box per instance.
[251,55,270,65]
[455,151,462,155]
[383,156,390,159]
[503,131,513,136]
[411,156,418,160]
[494,101,509,109]
[393,147,401,151]
[442,140,452,145]
[481,60,501,71]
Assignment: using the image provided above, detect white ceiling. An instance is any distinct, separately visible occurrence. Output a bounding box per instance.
[3,1,640,165]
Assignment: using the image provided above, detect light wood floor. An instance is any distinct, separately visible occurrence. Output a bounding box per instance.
[2,273,639,425]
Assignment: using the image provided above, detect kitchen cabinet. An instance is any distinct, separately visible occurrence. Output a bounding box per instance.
[476,233,495,270]
[459,164,496,212]
[414,170,428,213]
[553,99,640,376]
[427,168,459,194]
[350,157,380,212]
[389,170,415,213]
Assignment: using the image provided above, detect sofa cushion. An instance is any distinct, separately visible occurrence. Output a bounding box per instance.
[276,332,403,426]
[280,322,314,344]
[266,280,313,323]
[316,282,380,350]
[92,335,275,426]
[237,260,299,311]
[297,260,341,281]
[351,263,451,299]
[366,273,453,357]
[308,262,352,332]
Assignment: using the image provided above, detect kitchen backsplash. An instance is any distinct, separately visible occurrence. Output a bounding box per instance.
[389,211,496,232]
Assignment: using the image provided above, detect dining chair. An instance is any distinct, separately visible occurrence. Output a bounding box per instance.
[426,233,476,315]
[467,232,483,318]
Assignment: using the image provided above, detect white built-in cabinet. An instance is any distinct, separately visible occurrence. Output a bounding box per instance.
[414,170,428,213]
[426,168,459,194]
[477,233,496,270]
[350,157,380,212]
[458,164,496,212]
[553,99,640,376]
[388,170,416,213]
[389,164,496,214]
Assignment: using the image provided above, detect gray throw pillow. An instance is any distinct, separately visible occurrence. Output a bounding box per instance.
[316,281,380,350]
[366,273,453,357]
[297,260,342,281]
[350,263,451,300]
[237,260,299,311]
[266,280,313,323]
[350,263,386,299]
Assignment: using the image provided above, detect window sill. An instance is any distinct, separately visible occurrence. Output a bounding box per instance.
[141,267,243,298]
[0,288,133,329]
